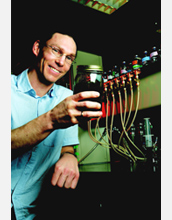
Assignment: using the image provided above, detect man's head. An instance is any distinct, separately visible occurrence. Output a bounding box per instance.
[32,32,77,85]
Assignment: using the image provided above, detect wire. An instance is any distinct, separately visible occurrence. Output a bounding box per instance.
[105,94,111,143]
[118,81,133,148]
[87,120,110,148]
[83,76,146,165]
[87,87,132,161]
[105,86,136,162]
[118,84,146,161]
[125,82,133,129]
[118,90,137,162]
[123,87,127,124]
[110,93,115,142]
[126,84,140,132]
[78,128,107,164]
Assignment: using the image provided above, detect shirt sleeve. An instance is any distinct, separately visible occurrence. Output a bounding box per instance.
[62,124,79,147]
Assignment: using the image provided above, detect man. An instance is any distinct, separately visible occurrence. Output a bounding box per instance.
[11,31,102,219]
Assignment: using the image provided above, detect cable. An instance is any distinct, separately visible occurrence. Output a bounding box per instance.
[78,128,107,164]
[118,89,137,162]
[118,83,146,161]
[106,85,136,162]
[126,83,140,132]
[83,75,146,165]
[105,94,111,143]
[110,84,115,142]
[87,85,133,161]
[123,87,127,125]
[87,120,110,148]
[118,81,133,148]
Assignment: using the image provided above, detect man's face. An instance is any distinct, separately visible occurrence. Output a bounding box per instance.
[36,33,77,84]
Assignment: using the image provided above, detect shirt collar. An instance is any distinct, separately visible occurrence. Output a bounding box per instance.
[47,84,56,97]
[17,69,57,98]
[17,69,33,93]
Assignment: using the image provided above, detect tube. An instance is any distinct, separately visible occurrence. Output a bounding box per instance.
[118,81,133,148]
[118,84,146,161]
[87,119,110,148]
[78,127,107,164]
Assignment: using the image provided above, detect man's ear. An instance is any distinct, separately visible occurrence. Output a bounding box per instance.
[32,40,40,56]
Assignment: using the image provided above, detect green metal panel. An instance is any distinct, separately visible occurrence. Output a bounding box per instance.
[135,71,161,110]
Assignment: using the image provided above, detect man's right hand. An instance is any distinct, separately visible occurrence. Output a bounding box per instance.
[50,91,103,129]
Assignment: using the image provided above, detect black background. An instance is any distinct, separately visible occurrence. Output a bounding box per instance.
[11,0,161,71]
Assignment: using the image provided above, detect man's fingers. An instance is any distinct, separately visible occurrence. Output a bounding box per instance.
[51,170,61,186]
[64,171,79,189]
[52,169,79,189]
[64,172,75,189]
[82,111,103,118]
[71,176,79,189]
[76,100,101,110]
[73,91,100,102]
[57,173,68,188]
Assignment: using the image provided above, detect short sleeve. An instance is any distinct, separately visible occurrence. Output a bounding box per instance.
[62,124,79,147]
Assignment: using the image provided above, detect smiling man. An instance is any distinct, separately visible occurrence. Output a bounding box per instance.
[11,31,102,219]
[31,33,77,91]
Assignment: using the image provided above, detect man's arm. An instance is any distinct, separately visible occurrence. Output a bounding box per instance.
[11,91,102,155]
[11,111,53,150]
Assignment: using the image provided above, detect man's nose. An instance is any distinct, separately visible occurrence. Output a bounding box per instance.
[56,54,66,67]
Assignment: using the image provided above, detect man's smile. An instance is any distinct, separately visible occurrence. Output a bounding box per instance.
[48,65,60,74]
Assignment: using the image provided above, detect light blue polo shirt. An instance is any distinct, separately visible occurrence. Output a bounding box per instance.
[11,69,79,220]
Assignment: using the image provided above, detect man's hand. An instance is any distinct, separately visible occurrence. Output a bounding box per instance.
[50,91,102,129]
[51,153,79,189]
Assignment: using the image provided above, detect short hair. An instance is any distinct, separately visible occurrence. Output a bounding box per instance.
[12,28,78,75]
[37,28,78,57]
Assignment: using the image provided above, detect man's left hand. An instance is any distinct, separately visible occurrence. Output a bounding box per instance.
[51,153,79,189]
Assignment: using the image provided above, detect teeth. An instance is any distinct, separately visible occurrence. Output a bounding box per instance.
[49,66,59,73]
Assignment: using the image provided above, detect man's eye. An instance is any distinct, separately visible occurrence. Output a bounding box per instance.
[66,56,72,61]
[66,56,74,61]
[52,47,60,53]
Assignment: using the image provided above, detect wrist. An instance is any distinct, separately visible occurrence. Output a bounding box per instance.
[46,110,57,131]
[60,152,76,158]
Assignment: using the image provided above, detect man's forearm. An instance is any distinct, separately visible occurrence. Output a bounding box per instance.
[11,111,54,150]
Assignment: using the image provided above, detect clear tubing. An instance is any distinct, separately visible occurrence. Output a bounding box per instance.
[78,143,98,164]
[123,87,127,125]
[118,86,146,161]
[118,82,133,148]
[106,88,135,162]
[126,81,140,132]
[78,128,107,164]
[124,82,133,129]
[118,90,137,162]
[123,86,145,159]
[106,95,111,143]
[87,120,110,148]
[88,89,133,160]
[110,93,115,142]
[95,115,129,159]
[111,141,135,162]
[84,78,146,163]
[96,117,110,146]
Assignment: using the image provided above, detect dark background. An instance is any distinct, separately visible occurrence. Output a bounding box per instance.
[11,0,161,72]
